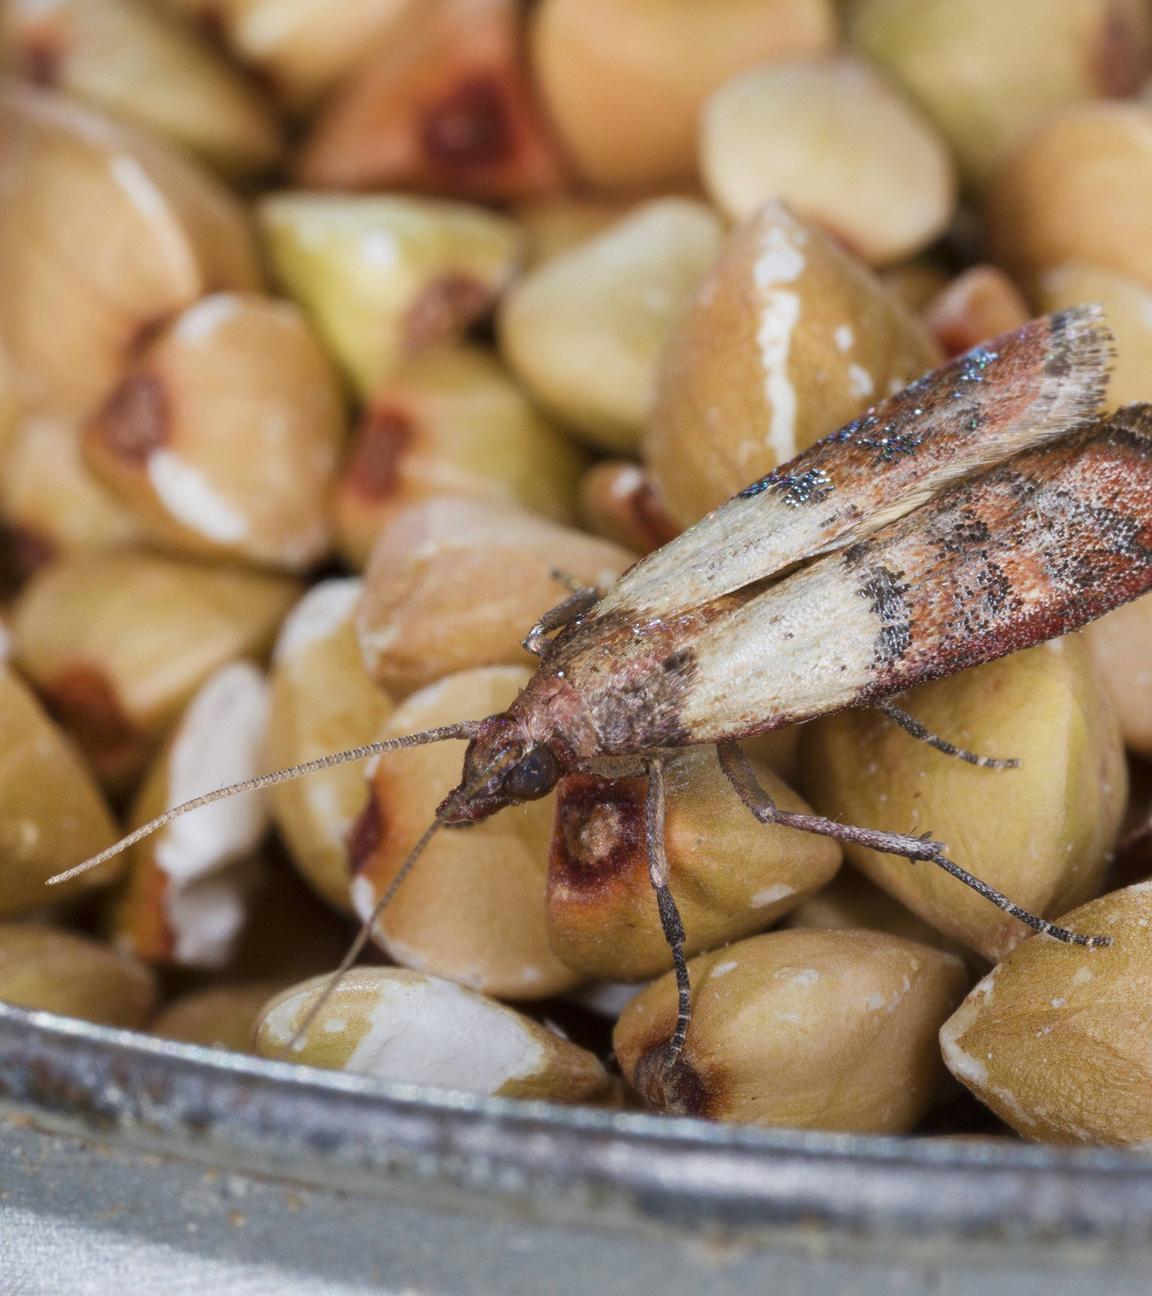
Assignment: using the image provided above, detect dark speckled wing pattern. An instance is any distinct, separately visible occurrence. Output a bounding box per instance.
[593,308,1113,626]
[668,405,1152,747]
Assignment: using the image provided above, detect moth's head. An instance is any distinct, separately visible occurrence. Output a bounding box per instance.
[436,713,563,824]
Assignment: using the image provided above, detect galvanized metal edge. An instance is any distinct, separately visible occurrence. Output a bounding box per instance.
[1,1003,1151,1261]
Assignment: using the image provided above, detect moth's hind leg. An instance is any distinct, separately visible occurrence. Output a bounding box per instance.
[716,740,1108,949]
[877,700,1020,770]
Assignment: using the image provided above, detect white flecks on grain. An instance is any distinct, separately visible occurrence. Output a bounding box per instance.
[988,1081,1039,1134]
[708,960,739,980]
[848,363,875,399]
[750,883,795,908]
[1050,997,1066,1009]
[237,3,303,56]
[834,324,854,353]
[940,969,1000,1089]
[344,976,546,1092]
[358,619,401,664]
[939,1021,989,1088]
[1071,965,1094,986]
[350,875,379,925]
[360,230,399,271]
[791,968,820,986]
[7,818,40,857]
[156,663,271,885]
[753,220,807,466]
[569,980,646,1016]
[167,874,248,967]
[304,780,349,849]
[608,463,647,500]
[274,578,362,664]
[148,450,250,543]
[174,295,242,345]
[259,1000,295,1048]
[969,966,998,1003]
[109,155,168,222]
[324,1017,347,1034]
[260,516,330,573]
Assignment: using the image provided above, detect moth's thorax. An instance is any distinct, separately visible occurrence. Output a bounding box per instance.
[509,662,603,761]
[529,598,749,757]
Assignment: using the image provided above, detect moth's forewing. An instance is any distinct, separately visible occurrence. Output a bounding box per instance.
[555,407,1152,754]
[594,307,1112,626]
[664,405,1152,747]
[855,404,1152,700]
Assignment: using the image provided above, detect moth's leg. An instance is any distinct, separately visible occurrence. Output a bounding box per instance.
[645,755,693,1061]
[878,700,1020,770]
[549,568,595,596]
[522,586,599,656]
[716,740,1108,949]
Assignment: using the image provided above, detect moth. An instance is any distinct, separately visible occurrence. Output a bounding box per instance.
[56,305,1152,1085]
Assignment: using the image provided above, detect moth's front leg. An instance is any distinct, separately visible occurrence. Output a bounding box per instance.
[522,581,600,656]
[716,740,1108,949]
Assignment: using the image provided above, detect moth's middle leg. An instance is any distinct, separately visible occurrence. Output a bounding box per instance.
[715,740,1108,949]
[643,756,693,1061]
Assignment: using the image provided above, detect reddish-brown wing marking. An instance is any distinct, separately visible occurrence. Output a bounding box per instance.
[592,307,1112,625]
[855,404,1152,702]
[542,406,1152,754]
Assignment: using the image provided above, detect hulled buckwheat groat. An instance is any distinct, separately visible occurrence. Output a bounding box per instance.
[257,967,611,1102]
[615,928,968,1130]
[941,883,1152,1145]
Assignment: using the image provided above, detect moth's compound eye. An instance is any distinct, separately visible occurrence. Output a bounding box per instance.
[503,746,561,802]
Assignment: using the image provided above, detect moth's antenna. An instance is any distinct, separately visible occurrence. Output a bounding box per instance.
[46,721,483,886]
[283,814,446,1054]
[281,744,524,1054]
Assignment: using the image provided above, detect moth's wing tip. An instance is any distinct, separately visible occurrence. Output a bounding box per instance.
[1049,301,1116,364]
[1030,302,1117,424]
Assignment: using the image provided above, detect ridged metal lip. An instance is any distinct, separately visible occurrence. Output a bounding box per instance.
[1,1002,1150,1256]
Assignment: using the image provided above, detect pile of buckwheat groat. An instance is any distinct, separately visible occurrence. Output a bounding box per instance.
[1,0,1152,1146]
